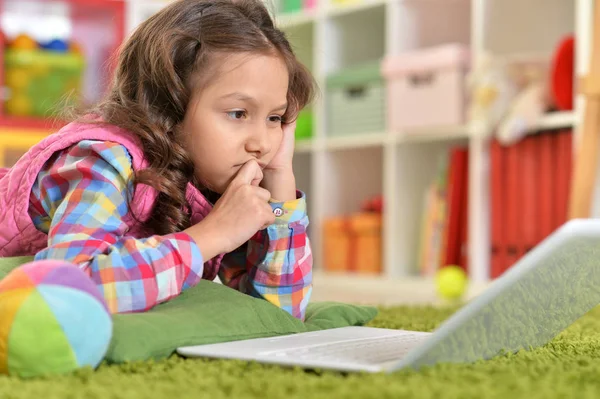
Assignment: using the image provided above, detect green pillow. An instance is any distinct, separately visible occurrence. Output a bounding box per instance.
[0,257,377,363]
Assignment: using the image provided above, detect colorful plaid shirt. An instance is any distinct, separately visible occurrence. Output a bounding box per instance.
[28,140,313,319]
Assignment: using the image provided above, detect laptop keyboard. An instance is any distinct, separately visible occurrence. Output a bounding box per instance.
[263,333,429,365]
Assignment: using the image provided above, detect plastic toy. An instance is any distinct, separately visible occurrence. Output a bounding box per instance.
[9,34,37,50]
[4,36,85,117]
[40,39,69,53]
[69,41,84,56]
[361,195,383,213]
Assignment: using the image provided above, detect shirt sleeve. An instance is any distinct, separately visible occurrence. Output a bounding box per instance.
[29,139,204,314]
[217,191,313,320]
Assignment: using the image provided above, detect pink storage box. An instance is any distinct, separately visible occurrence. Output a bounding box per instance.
[381,44,471,131]
[303,0,316,9]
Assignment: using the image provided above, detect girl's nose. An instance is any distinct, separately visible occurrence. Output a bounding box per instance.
[246,125,272,157]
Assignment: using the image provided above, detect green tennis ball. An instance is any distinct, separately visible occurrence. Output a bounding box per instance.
[436,265,468,300]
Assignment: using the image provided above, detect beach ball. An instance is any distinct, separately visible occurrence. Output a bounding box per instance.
[0,260,113,377]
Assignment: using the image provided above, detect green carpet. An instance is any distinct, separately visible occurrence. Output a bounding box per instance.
[3,304,600,399]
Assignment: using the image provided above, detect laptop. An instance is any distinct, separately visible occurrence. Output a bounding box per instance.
[177,218,600,373]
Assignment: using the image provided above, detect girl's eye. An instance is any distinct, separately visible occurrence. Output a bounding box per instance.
[227,110,247,120]
[269,115,283,123]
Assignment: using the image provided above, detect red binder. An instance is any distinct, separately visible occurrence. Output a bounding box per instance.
[458,151,469,272]
[553,129,573,229]
[504,140,521,273]
[537,131,555,241]
[490,139,506,278]
[442,147,469,269]
[519,135,539,254]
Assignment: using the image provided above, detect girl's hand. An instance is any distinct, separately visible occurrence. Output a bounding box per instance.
[261,121,297,201]
[185,160,275,258]
[265,120,296,172]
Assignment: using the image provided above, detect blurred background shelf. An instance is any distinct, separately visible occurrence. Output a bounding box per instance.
[311,270,490,305]
[322,132,389,150]
[0,115,64,130]
[271,0,588,291]
[0,0,594,304]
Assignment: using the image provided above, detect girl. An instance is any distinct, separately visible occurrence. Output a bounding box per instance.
[0,0,315,320]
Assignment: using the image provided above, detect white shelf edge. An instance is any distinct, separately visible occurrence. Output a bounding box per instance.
[274,0,473,25]
[323,132,391,150]
[275,9,316,28]
[275,0,469,25]
[324,0,387,18]
[296,124,472,153]
[294,140,314,153]
[292,112,571,154]
[275,0,385,27]
[530,111,576,131]
[397,124,472,143]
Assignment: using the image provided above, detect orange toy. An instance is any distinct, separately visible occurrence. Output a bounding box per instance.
[323,217,350,273]
[9,34,37,50]
[322,212,383,274]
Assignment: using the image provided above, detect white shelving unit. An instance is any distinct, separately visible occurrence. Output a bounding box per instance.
[275,0,586,286]
[126,0,594,300]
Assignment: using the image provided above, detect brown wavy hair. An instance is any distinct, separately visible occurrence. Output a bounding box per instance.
[83,0,315,236]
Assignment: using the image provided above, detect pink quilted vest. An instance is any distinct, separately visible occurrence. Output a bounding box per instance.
[0,121,223,280]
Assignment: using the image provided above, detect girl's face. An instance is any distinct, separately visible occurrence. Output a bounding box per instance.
[181,52,289,194]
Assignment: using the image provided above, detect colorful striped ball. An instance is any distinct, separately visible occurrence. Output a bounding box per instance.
[0,260,112,377]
